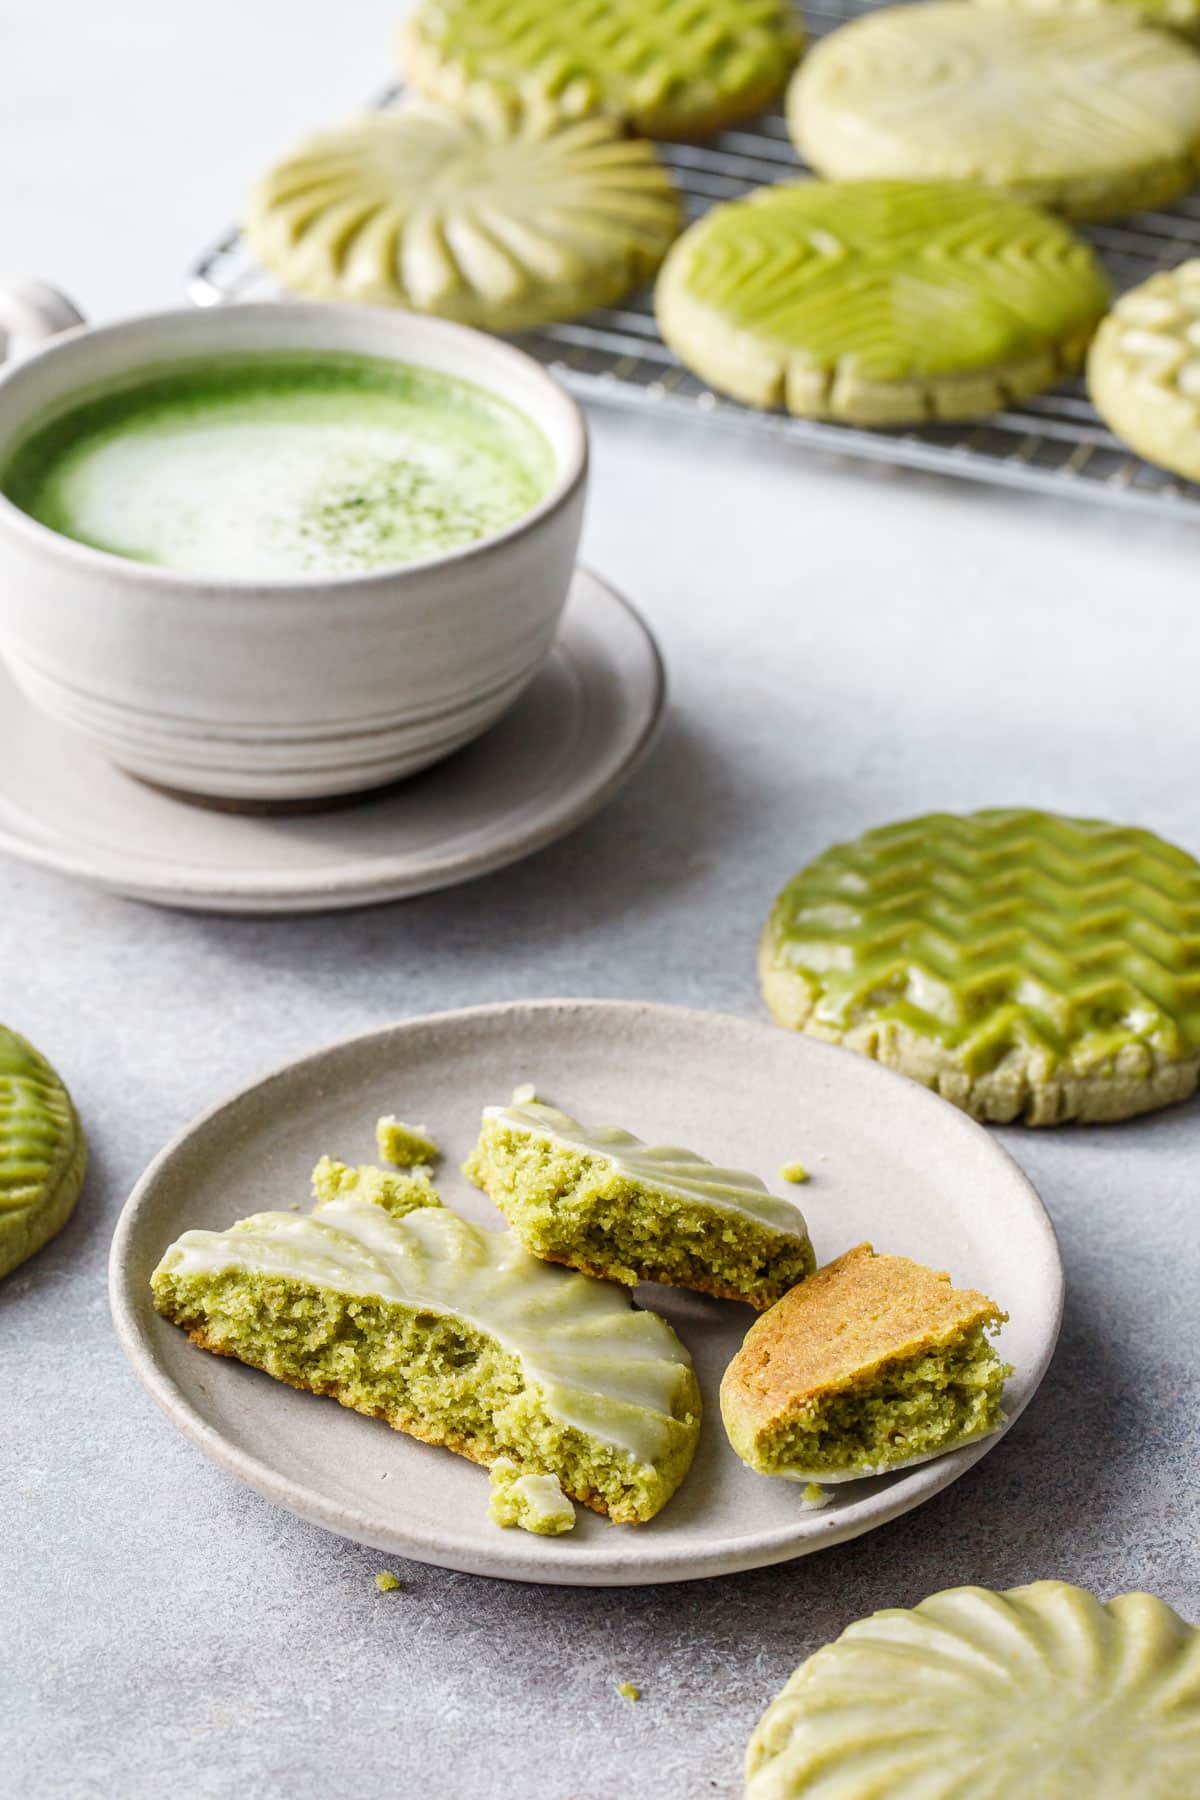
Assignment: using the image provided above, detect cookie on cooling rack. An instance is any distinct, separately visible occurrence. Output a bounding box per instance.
[1088,260,1200,480]
[399,0,802,140]
[245,101,681,331]
[972,0,1200,44]
[654,180,1109,424]
[759,808,1200,1124]
[788,5,1200,222]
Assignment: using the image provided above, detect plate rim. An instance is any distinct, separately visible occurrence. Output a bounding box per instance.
[0,566,666,914]
[108,997,1065,1587]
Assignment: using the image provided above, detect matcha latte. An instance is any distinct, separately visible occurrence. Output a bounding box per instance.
[0,353,555,580]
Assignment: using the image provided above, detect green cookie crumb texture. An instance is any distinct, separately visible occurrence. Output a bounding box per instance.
[488,1458,577,1534]
[721,1245,1010,1480]
[0,1023,87,1280]
[375,1115,442,1168]
[744,1581,1200,1797]
[779,1162,808,1185]
[464,1099,815,1309]
[617,1682,642,1702]
[655,180,1109,426]
[760,807,1200,1124]
[151,1182,701,1525]
[311,1156,442,1218]
[375,1571,401,1592]
[800,1483,831,1509]
[401,0,802,141]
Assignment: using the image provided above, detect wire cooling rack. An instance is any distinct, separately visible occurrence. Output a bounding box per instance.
[189,0,1200,519]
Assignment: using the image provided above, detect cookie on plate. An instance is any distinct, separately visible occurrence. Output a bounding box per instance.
[720,1244,1009,1481]
[760,808,1200,1124]
[654,179,1109,424]
[464,1098,815,1308]
[246,102,681,330]
[973,0,1200,43]
[789,5,1200,221]
[1088,260,1200,480]
[1,1023,86,1279]
[400,0,802,140]
[151,1183,701,1524]
[745,1581,1200,1797]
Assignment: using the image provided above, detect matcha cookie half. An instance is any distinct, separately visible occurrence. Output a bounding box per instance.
[973,0,1200,44]
[151,1184,700,1524]
[760,808,1200,1124]
[464,1099,815,1308]
[654,180,1108,424]
[745,1581,1200,1797]
[247,102,681,330]
[720,1244,1009,1481]
[0,1024,86,1279]
[789,5,1200,221]
[400,0,802,141]
[1089,260,1200,480]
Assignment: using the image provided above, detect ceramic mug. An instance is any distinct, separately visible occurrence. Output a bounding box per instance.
[0,281,588,803]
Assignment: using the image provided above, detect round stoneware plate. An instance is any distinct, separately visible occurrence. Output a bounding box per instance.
[110,1000,1063,1586]
[0,567,663,914]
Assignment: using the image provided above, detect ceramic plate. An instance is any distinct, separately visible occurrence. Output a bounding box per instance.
[0,567,663,914]
[109,1000,1063,1586]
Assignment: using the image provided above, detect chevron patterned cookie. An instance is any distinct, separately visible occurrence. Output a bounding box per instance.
[973,0,1200,44]
[246,102,681,330]
[0,1024,86,1278]
[789,5,1200,222]
[400,0,802,140]
[760,809,1200,1125]
[654,180,1109,424]
[1088,260,1200,480]
[745,1581,1200,1798]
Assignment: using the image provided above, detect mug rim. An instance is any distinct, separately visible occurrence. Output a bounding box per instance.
[0,300,589,597]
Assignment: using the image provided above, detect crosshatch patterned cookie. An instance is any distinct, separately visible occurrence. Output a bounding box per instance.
[745,1581,1200,1798]
[1088,260,1200,479]
[0,1024,86,1278]
[974,0,1200,44]
[654,180,1109,424]
[760,808,1200,1124]
[400,0,802,140]
[789,4,1200,222]
[246,101,682,330]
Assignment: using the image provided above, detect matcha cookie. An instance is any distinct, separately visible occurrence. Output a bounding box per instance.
[720,1244,1009,1481]
[654,180,1108,424]
[400,0,802,140]
[246,102,681,330]
[1088,260,1200,480]
[745,1581,1200,1797]
[974,0,1200,43]
[760,808,1200,1124]
[464,1099,815,1308]
[0,1024,86,1279]
[789,6,1200,222]
[152,1184,701,1524]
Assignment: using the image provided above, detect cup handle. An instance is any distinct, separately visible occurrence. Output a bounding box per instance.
[0,277,86,363]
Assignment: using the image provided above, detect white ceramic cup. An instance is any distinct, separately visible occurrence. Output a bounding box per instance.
[0,284,588,803]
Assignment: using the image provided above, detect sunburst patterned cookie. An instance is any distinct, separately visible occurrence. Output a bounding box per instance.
[745,1581,1200,1797]
[400,0,802,140]
[973,0,1200,44]
[0,1024,86,1279]
[246,101,682,330]
[1088,260,1200,480]
[760,808,1200,1124]
[789,5,1200,221]
[654,180,1109,424]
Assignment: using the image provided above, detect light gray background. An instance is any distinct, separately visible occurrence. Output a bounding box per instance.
[3,3,1199,1795]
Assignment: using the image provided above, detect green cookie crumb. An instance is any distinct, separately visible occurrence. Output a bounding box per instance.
[488,1457,576,1535]
[511,1083,539,1105]
[617,1682,641,1702]
[376,1115,442,1167]
[802,1483,832,1508]
[312,1156,442,1219]
[780,1161,809,1184]
[375,1571,401,1593]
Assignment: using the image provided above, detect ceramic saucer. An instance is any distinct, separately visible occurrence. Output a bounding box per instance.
[0,567,663,913]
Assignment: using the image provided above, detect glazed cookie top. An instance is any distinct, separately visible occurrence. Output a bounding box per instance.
[762,809,1200,1074]
[655,180,1109,383]
[246,102,681,328]
[400,0,802,139]
[745,1581,1200,1797]
[154,1193,697,1466]
[0,1024,85,1278]
[1089,260,1200,423]
[789,6,1200,207]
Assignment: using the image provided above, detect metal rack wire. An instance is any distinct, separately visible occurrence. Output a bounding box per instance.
[188,0,1200,518]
